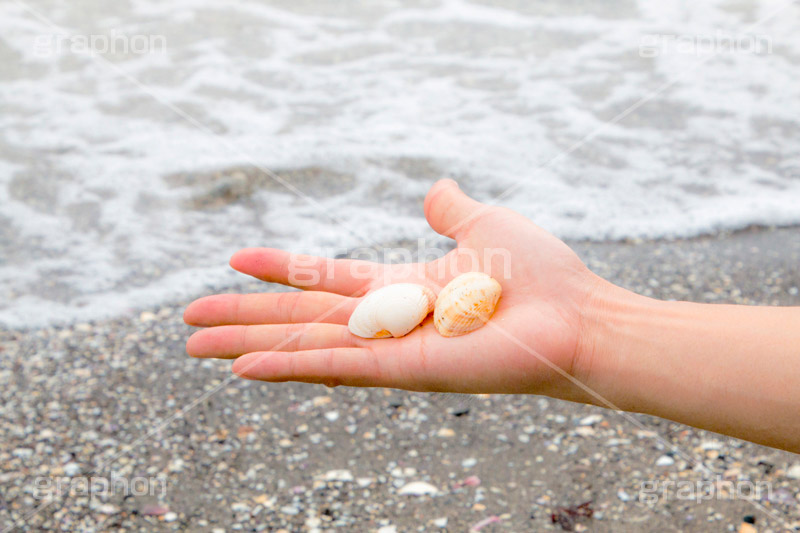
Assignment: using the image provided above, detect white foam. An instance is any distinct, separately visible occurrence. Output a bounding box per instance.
[1,0,798,328]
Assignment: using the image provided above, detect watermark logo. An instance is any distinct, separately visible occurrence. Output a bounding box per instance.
[286,239,513,288]
[639,478,773,505]
[34,474,167,500]
[639,31,772,58]
[33,32,167,58]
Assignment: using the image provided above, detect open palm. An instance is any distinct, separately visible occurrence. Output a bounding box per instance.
[185,180,601,397]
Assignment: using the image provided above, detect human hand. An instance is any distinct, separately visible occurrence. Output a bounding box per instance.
[184,179,605,400]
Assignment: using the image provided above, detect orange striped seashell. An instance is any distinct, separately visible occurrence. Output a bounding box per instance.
[433,272,502,337]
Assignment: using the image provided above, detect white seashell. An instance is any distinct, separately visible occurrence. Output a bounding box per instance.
[433,272,502,337]
[348,283,436,338]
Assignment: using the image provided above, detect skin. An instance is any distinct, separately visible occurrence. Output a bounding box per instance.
[185,179,800,453]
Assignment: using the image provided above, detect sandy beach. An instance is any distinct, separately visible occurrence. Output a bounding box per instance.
[2,226,799,532]
[2,0,798,531]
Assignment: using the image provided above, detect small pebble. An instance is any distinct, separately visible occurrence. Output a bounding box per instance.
[457,475,481,488]
[437,428,455,438]
[449,406,470,417]
[397,481,439,496]
[577,414,603,426]
[231,502,250,513]
[12,448,33,459]
[318,469,353,482]
[95,503,119,515]
[655,455,675,466]
[141,505,169,516]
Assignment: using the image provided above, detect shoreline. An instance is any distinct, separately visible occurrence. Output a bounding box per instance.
[2,226,799,531]
[5,223,800,335]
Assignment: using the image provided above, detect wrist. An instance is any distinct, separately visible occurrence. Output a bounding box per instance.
[571,274,663,411]
[570,273,800,452]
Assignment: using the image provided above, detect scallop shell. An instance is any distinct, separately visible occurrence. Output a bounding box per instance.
[433,272,502,337]
[348,283,436,339]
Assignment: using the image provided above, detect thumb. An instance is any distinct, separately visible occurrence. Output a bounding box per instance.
[423,179,486,240]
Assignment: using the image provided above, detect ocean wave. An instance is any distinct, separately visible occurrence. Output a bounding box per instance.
[1,0,798,327]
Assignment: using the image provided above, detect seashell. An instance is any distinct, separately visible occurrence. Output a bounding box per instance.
[348,283,436,339]
[433,272,502,337]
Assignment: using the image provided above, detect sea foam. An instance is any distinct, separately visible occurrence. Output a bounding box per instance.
[0,0,798,327]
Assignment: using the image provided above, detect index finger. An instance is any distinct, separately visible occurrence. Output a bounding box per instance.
[230,248,378,296]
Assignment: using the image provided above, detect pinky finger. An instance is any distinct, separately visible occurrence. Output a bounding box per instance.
[232,348,387,388]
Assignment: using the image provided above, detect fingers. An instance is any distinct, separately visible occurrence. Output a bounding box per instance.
[232,347,390,388]
[423,179,486,240]
[229,248,376,296]
[183,292,358,327]
[186,323,357,359]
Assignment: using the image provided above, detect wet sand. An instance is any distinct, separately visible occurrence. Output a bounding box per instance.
[1,226,799,532]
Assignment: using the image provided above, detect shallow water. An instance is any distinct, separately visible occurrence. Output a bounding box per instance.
[1,0,798,327]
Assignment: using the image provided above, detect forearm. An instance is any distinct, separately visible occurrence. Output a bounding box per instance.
[576,279,800,453]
